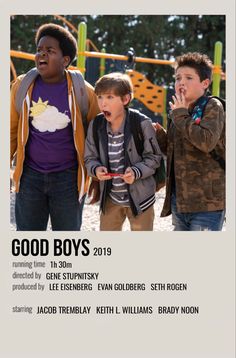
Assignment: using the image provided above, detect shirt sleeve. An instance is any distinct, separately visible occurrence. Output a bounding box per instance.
[131,119,163,179]
[84,119,103,177]
[171,98,225,153]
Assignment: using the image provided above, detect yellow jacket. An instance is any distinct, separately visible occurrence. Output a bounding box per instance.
[10,70,100,199]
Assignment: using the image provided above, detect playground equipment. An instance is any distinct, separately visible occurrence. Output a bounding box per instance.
[212,41,223,97]
[10,20,225,127]
[127,70,166,114]
[126,70,168,126]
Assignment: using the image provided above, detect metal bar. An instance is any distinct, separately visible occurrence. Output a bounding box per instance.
[80,51,175,66]
[77,22,87,76]
[53,15,78,33]
[212,41,222,96]
[100,48,106,77]
[10,60,17,80]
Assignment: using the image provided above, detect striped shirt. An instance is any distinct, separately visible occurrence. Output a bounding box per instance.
[107,119,130,207]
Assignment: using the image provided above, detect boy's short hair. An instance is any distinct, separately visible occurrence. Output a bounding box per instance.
[95,72,133,105]
[35,23,77,66]
[175,52,213,82]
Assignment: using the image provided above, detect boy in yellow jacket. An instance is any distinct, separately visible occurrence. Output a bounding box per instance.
[11,23,99,231]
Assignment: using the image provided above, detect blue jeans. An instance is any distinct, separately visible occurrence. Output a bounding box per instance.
[171,193,225,231]
[15,166,85,231]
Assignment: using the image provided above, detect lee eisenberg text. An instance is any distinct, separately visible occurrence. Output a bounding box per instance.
[11,239,90,256]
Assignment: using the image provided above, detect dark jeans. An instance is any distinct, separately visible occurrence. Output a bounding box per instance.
[171,193,225,231]
[15,166,85,231]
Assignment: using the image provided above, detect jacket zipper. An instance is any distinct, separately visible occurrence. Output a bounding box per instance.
[17,94,30,191]
[70,90,85,202]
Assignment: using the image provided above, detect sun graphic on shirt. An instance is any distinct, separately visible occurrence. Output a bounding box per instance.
[30,97,49,117]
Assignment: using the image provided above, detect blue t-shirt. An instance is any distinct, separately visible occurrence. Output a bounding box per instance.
[25,76,77,172]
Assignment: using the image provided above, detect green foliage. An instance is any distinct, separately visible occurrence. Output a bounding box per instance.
[11,15,225,95]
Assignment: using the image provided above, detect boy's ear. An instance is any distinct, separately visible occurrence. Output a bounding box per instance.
[202,78,211,90]
[122,94,131,106]
[63,56,71,68]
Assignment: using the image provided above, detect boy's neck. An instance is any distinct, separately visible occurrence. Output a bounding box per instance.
[188,94,206,110]
[111,118,124,132]
[110,111,126,132]
[40,71,66,84]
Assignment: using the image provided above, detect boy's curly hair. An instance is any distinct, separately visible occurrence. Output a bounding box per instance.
[175,52,213,82]
[95,72,133,106]
[35,23,77,66]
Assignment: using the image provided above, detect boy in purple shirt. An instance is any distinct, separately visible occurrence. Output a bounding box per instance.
[11,23,99,231]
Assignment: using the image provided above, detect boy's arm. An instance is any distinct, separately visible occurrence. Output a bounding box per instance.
[154,122,167,155]
[84,119,104,177]
[131,120,162,180]
[84,117,104,204]
[171,98,225,153]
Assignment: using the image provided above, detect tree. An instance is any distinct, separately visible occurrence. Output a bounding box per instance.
[11,15,225,95]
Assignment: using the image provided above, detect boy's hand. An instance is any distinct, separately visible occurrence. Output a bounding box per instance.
[95,166,111,181]
[169,91,188,110]
[152,122,163,131]
[122,167,135,184]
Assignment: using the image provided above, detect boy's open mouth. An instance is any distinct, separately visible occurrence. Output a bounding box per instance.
[103,110,111,117]
[38,60,48,68]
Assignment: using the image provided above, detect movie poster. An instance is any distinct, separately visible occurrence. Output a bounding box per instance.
[1,1,235,357]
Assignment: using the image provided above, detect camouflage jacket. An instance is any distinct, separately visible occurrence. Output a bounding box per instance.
[157,97,225,217]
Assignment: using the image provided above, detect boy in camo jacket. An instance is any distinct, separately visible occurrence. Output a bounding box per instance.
[156,52,225,231]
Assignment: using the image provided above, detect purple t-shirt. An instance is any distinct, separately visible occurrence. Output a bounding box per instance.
[25,76,77,173]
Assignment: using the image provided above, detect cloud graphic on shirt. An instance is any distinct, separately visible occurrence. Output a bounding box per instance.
[31,105,70,132]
